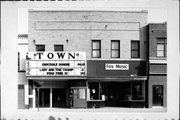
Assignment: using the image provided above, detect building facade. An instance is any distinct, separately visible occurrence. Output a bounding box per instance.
[148,23,167,108]
[17,10,167,109]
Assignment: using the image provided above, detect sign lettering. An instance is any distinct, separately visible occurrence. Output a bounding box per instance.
[26,52,86,76]
[27,52,85,60]
[105,64,129,70]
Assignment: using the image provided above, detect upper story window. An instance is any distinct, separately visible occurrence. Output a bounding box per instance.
[92,40,101,58]
[18,44,28,71]
[36,45,45,51]
[111,40,120,58]
[131,40,140,58]
[156,38,167,57]
[54,45,64,51]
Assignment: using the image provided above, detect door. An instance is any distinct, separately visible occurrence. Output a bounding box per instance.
[36,88,50,107]
[153,85,163,107]
[72,88,86,108]
[52,89,66,108]
[18,85,25,109]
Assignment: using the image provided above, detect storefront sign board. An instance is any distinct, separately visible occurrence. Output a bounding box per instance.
[105,63,129,70]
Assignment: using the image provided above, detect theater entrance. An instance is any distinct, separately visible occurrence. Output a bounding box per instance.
[36,88,50,107]
[52,88,66,108]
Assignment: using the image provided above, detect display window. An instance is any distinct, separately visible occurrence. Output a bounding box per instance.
[89,82,100,100]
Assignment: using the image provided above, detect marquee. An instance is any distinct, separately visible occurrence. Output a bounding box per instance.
[26,52,86,76]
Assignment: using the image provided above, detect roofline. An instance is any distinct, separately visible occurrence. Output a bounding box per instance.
[148,22,167,25]
[28,9,148,13]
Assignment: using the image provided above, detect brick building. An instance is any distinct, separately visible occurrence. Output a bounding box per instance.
[17,10,167,109]
[148,23,167,108]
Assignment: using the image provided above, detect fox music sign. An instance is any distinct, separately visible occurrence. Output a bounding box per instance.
[26,52,86,76]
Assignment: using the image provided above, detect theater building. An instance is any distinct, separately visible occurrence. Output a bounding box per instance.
[17,10,166,109]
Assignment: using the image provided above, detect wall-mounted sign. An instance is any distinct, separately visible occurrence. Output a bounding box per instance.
[26,52,86,76]
[105,64,129,70]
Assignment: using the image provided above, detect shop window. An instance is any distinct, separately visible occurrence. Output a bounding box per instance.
[111,40,120,58]
[92,40,101,58]
[54,45,63,51]
[89,82,100,100]
[132,81,144,100]
[131,41,140,58]
[36,45,45,51]
[102,81,145,102]
[117,82,131,101]
[156,38,167,57]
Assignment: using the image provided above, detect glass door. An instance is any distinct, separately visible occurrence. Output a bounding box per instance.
[36,88,50,107]
[52,88,66,108]
[153,85,163,107]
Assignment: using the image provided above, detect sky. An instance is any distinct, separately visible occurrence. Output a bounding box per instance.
[18,8,167,34]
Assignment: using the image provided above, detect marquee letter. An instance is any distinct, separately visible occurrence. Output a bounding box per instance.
[57,53,65,59]
[68,53,75,59]
[47,53,54,59]
[37,53,43,59]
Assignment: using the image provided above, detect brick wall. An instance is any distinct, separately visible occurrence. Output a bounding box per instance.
[148,23,167,59]
[28,10,148,60]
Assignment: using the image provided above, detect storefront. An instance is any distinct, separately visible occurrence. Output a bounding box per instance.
[26,52,148,108]
[86,77,147,108]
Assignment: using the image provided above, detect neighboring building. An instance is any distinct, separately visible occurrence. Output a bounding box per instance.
[148,23,167,108]
[17,10,166,109]
[18,34,28,109]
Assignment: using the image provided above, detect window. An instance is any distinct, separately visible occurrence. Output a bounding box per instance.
[89,82,100,100]
[131,41,140,58]
[111,40,120,58]
[54,45,63,51]
[36,45,45,51]
[132,81,144,100]
[156,38,166,57]
[18,44,28,71]
[18,52,20,71]
[92,40,101,58]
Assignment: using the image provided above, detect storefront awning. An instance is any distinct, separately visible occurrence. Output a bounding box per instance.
[87,76,147,81]
[26,75,147,81]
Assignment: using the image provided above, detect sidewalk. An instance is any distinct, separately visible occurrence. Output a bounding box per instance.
[2,107,172,120]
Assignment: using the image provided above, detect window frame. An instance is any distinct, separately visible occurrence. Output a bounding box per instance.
[156,38,167,57]
[111,40,120,58]
[92,40,101,58]
[36,44,45,51]
[131,40,140,58]
[54,45,64,51]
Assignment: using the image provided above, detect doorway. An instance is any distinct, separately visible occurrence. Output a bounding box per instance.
[52,88,66,108]
[18,85,25,109]
[36,88,50,107]
[153,85,163,107]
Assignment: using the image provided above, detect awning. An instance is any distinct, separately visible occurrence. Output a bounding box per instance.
[26,75,147,81]
[87,76,147,81]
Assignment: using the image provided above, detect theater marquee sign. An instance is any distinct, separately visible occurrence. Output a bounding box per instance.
[26,52,86,76]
